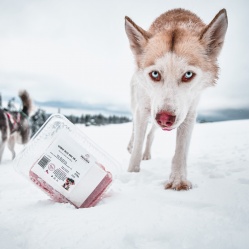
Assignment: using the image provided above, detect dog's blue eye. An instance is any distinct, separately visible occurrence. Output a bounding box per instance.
[152,71,159,77]
[185,72,192,78]
[182,71,195,82]
[149,71,161,82]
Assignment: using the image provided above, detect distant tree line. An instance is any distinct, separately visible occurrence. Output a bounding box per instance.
[0,93,131,137]
[30,108,131,136]
[66,113,131,126]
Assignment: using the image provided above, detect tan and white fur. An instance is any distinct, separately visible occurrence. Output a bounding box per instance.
[125,9,228,190]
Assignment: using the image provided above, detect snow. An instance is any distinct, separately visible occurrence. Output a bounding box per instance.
[1,120,249,249]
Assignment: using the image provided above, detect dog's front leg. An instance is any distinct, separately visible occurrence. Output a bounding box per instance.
[165,112,196,190]
[128,108,149,172]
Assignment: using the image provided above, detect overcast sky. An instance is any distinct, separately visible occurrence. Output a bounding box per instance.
[0,0,248,111]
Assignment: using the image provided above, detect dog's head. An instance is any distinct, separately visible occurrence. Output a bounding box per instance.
[125,9,228,130]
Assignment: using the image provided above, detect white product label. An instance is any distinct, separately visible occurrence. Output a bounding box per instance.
[31,130,107,206]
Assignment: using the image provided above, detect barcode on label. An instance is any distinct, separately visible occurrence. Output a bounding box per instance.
[38,156,51,169]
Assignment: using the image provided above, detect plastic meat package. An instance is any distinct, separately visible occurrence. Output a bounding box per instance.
[13,114,120,208]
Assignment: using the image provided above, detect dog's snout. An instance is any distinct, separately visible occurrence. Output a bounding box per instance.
[156,112,176,129]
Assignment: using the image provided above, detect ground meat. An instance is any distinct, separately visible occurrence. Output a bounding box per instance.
[29,166,112,208]
[80,171,112,208]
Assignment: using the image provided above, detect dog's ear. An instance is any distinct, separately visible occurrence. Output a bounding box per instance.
[200,9,228,58]
[125,16,151,56]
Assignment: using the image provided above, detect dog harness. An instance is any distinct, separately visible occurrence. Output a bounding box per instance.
[6,112,21,134]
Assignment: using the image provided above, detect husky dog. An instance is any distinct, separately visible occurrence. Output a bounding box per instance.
[125,9,228,190]
[0,90,32,163]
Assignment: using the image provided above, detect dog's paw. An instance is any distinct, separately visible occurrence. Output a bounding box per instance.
[142,152,151,160]
[165,179,192,191]
[127,165,140,172]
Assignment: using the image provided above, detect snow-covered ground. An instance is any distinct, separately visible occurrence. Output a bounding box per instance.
[0,120,249,249]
